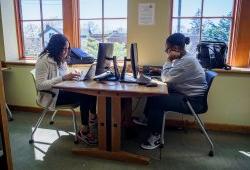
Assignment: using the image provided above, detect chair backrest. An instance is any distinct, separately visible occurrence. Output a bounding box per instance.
[30,69,38,95]
[200,70,217,113]
[205,70,218,96]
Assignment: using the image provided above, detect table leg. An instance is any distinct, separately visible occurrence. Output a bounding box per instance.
[72,95,150,165]
[97,96,106,150]
[111,96,121,151]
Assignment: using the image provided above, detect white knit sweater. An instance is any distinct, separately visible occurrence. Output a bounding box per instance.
[35,53,68,110]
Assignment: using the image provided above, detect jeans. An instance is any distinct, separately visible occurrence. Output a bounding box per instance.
[144,93,205,134]
[56,90,96,126]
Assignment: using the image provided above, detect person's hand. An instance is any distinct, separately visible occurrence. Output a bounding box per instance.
[62,72,80,81]
[149,68,161,76]
[168,51,181,62]
[73,69,81,74]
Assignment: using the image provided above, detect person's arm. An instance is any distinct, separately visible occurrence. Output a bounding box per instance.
[161,57,192,84]
[35,61,63,91]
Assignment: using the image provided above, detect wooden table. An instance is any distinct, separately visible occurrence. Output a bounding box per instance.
[53,80,168,164]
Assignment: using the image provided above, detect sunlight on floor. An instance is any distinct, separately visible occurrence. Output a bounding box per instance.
[32,127,74,161]
[239,151,250,158]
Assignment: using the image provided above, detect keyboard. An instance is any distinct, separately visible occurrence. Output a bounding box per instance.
[120,74,151,85]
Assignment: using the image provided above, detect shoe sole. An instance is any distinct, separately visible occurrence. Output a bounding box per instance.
[140,144,160,150]
[77,135,98,146]
[133,119,148,126]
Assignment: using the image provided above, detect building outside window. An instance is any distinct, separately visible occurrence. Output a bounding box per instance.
[79,0,127,58]
[171,0,235,55]
[19,0,63,58]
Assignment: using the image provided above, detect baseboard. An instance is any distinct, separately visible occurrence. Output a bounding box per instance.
[9,105,250,134]
[8,105,80,116]
[165,119,250,134]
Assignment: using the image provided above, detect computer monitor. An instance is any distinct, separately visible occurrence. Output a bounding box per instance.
[95,43,114,75]
[130,43,139,79]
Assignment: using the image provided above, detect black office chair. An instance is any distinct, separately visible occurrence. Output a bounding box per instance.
[160,70,217,158]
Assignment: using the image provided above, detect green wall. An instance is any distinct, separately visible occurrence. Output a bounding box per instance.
[1,0,250,126]
[0,4,5,61]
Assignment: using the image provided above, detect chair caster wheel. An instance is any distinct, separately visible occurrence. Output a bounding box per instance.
[29,139,34,144]
[209,150,214,157]
[74,140,79,144]
[9,118,14,121]
[49,121,54,125]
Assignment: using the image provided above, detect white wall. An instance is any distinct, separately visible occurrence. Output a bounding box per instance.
[0,0,19,60]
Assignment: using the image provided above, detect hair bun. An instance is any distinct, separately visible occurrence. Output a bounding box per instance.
[185,37,190,45]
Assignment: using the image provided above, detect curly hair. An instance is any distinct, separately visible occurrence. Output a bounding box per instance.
[39,34,70,66]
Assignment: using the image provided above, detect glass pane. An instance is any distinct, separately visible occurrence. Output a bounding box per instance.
[43,21,63,46]
[21,0,41,20]
[80,20,102,57]
[173,0,202,17]
[42,0,63,19]
[80,0,102,18]
[22,21,42,57]
[172,19,201,54]
[202,18,232,43]
[104,0,127,18]
[203,0,234,17]
[104,19,127,58]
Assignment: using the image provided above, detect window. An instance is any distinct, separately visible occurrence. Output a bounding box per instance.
[17,0,63,58]
[171,0,235,55]
[79,0,127,58]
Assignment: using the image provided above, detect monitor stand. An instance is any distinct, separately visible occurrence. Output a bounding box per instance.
[119,74,137,83]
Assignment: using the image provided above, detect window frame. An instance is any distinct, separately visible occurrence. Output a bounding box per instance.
[170,0,238,65]
[14,0,127,59]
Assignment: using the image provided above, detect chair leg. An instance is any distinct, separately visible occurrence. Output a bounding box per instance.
[159,113,166,160]
[49,110,58,124]
[186,101,214,157]
[29,108,49,144]
[71,109,78,144]
[6,103,14,121]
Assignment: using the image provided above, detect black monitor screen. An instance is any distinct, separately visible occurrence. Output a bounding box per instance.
[95,43,114,75]
[130,43,138,79]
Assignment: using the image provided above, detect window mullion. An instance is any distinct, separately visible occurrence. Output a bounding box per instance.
[102,0,104,42]
[40,0,44,48]
[199,0,204,42]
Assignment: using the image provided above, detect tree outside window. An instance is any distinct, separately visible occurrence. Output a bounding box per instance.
[172,0,234,55]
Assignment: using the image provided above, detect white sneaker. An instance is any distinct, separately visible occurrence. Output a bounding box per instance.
[133,116,148,126]
[141,134,161,150]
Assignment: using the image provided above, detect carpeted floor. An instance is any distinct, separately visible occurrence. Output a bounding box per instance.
[8,111,250,170]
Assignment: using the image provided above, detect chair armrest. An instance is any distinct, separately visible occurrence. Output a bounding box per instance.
[39,90,56,98]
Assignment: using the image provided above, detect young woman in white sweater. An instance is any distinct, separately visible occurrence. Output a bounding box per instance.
[35,34,97,145]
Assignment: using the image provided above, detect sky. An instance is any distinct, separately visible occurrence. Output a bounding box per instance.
[21,0,234,19]
[21,0,233,36]
[173,0,234,17]
[21,0,127,20]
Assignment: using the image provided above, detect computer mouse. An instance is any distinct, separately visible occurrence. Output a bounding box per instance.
[146,82,158,87]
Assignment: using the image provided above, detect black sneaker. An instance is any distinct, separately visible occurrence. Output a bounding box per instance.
[141,134,161,150]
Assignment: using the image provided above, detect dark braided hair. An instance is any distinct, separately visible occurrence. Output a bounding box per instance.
[39,34,70,66]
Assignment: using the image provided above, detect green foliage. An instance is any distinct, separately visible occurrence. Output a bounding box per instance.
[113,42,127,59]
[81,38,99,57]
[202,18,231,42]
[188,11,231,43]
[188,9,201,35]
[81,38,127,59]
